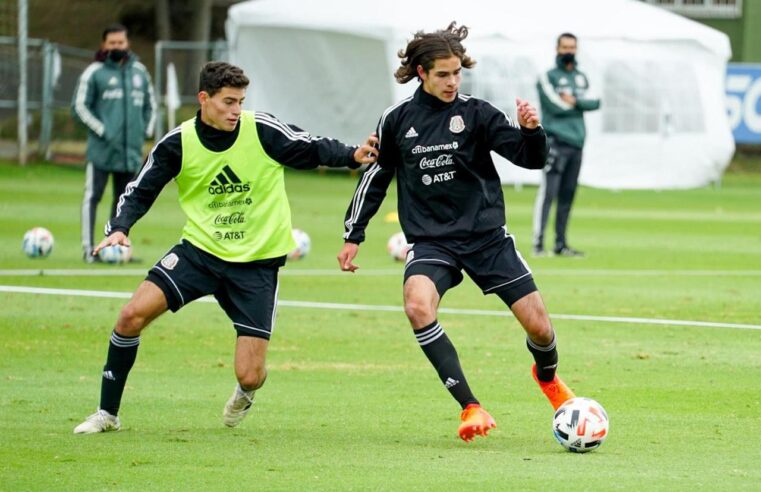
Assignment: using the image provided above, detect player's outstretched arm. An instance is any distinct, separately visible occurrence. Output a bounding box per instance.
[337,242,360,272]
[92,231,131,257]
[256,113,377,169]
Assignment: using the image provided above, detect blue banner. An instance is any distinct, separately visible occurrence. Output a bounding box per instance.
[726,64,761,144]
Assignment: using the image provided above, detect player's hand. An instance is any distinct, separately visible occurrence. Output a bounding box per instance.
[353,133,379,165]
[337,242,360,272]
[516,97,540,129]
[93,231,131,256]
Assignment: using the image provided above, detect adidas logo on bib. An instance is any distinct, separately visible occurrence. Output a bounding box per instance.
[208,165,251,195]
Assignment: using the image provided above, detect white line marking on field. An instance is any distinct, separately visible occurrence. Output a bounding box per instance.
[1,285,759,331]
[1,268,760,277]
[538,269,761,277]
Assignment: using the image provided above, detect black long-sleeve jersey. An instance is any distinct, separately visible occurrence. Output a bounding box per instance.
[107,111,359,236]
[343,86,548,244]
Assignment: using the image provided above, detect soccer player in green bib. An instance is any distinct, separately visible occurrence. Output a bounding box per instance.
[74,62,378,434]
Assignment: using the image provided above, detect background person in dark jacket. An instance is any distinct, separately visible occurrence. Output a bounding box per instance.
[533,33,600,257]
[72,24,156,262]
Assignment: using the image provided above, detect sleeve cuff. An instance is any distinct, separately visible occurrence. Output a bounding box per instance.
[346,147,361,169]
[520,125,544,136]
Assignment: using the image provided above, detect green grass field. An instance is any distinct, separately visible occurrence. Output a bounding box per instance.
[1,161,760,491]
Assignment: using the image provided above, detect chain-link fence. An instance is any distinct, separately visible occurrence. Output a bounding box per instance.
[0,0,17,38]
[153,40,228,138]
[0,37,228,163]
[0,36,93,161]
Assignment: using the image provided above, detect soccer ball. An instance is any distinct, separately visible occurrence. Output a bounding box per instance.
[98,244,132,264]
[387,231,410,261]
[287,228,311,260]
[552,397,609,453]
[22,227,54,258]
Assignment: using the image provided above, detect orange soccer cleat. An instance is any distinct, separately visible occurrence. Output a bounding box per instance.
[532,363,576,410]
[458,404,496,442]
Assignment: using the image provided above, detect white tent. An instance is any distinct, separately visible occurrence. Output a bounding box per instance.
[226,0,734,189]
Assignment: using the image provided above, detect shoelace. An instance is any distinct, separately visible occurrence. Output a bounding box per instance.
[232,394,253,410]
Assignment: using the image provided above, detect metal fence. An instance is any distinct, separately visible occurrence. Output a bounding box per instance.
[153,40,229,138]
[0,36,93,159]
[0,37,229,161]
[638,0,742,18]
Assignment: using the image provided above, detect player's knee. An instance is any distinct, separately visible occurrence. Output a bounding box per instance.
[404,297,434,325]
[529,324,554,345]
[116,303,147,336]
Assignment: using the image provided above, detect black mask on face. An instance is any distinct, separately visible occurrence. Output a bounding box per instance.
[108,49,129,62]
[557,53,576,66]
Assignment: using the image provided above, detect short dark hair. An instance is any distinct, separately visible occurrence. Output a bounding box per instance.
[199,62,250,97]
[557,32,577,47]
[394,21,476,84]
[102,24,128,41]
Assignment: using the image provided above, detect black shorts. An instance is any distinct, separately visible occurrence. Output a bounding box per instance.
[146,240,286,340]
[403,227,537,306]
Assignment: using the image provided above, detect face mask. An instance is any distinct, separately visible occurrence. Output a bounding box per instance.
[557,53,576,66]
[108,49,129,62]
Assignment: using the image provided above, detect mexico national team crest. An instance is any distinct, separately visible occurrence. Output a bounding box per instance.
[449,115,465,134]
[160,253,179,270]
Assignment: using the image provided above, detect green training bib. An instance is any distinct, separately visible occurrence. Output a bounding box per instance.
[176,111,295,261]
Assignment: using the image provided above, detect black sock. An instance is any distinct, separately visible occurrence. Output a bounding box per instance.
[527,334,558,382]
[414,320,478,409]
[99,331,140,416]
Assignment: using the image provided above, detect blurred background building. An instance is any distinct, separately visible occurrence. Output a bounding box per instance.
[638,0,761,63]
[1,0,759,181]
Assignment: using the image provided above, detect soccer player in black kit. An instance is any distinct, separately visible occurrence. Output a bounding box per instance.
[338,22,576,442]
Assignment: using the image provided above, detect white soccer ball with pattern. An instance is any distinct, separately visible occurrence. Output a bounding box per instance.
[387,231,410,261]
[22,227,54,258]
[552,397,609,453]
[98,244,132,264]
[287,228,311,260]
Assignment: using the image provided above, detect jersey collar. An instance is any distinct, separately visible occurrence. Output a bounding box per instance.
[414,85,457,110]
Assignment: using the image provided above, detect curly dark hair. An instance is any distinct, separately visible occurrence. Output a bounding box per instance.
[394,21,476,84]
[199,62,250,97]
